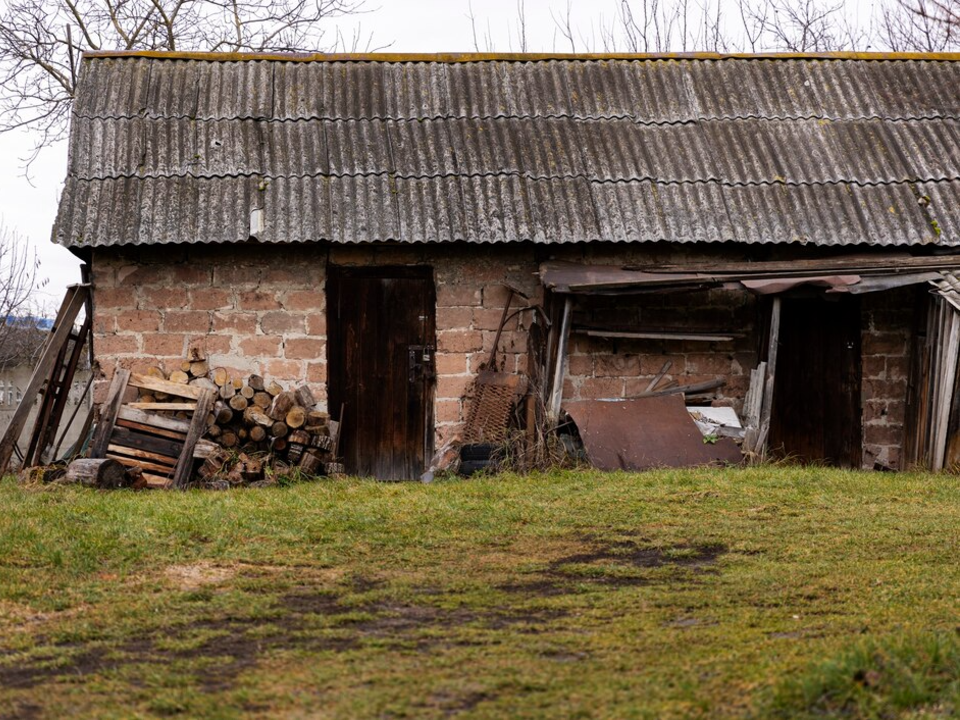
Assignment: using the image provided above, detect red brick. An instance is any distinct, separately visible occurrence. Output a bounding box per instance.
[864,424,904,446]
[142,286,189,309]
[862,332,908,356]
[437,330,483,353]
[264,359,304,380]
[685,353,737,375]
[261,265,317,286]
[284,337,325,360]
[189,288,234,311]
[305,313,327,336]
[213,265,261,287]
[116,310,161,333]
[435,353,468,375]
[436,399,462,424]
[483,330,526,354]
[142,334,187,357]
[594,354,641,377]
[171,265,212,285]
[436,375,472,399]
[213,312,258,334]
[94,315,117,334]
[567,354,594,376]
[562,378,578,400]
[261,311,305,335]
[436,307,474,328]
[436,284,481,307]
[306,362,328,383]
[239,337,282,357]
[283,291,324,312]
[95,287,137,310]
[471,307,519,331]
[96,334,139,355]
[238,290,282,311]
[189,335,232,356]
[579,377,625,399]
[163,311,210,333]
[863,378,907,402]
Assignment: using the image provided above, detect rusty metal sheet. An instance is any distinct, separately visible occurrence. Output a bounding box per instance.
[566,395,743,470]
[741,275,861,294]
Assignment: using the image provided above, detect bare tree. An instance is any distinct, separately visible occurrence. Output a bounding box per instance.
[0,0,380,158]
[0,223,46,369]
[888,0,959,49]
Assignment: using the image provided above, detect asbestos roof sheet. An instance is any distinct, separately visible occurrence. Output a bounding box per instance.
[55,54,960,249]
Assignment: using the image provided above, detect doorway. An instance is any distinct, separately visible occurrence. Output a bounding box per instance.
[769,295,862,467]
[327,266,436,480]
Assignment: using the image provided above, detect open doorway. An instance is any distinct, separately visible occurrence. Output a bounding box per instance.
[769,295,862,467]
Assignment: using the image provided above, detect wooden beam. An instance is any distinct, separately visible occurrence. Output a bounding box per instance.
[933,305,960,470]
[755,297,782,461]
[129,373,204,400]
[547,296,573,424]
[582,329,738,342]
[90,369,131,459]
[172,389,216,489]
[117,406,192,434]
[0,285,89,473]
[127,402,198,411]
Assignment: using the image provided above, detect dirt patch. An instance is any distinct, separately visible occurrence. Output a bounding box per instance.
[165,562,236,590]
[500,539,729,596]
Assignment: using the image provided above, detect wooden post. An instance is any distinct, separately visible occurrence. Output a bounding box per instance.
[172,388,216,489]
[755,296,782,461]
[933,304,960,470]
[0,286,89,473]
[547,296,573,425]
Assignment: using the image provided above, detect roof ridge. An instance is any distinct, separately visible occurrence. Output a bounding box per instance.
[81,50,960,63]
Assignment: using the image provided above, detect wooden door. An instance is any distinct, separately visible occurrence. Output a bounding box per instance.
[769,295,862,467]
[327,266,436,480]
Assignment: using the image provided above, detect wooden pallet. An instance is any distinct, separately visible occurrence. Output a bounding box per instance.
[89,370,215,489]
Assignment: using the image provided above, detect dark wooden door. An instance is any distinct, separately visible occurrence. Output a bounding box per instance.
[769,296,862,467]
[328,267,436,480]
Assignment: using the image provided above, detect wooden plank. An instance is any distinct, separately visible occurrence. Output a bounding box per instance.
[172,389,216,489]
[107,444,178,467]
[755,297,782,461]
[110,426,183,457]
[582,329,737,342]
[129,373,204,400]
[0,285,88,473]
[638,254,960,276]
[547,296,573,424]
[143,473,173,488]
[117,406,192,434]
[106,453,176,475]
[127,402,198,411]
[90,368,131,459]
[644,360,673,393]
[115,418,187,442]
[933,306,960,470]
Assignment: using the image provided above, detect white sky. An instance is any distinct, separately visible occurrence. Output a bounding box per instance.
[0,0,886,312]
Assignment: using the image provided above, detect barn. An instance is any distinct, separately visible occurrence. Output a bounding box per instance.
[52,50,960,479]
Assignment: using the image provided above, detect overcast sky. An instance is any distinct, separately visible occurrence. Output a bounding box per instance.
[0,0,886,312]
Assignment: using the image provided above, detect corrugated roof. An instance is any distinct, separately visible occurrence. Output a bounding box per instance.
[55,53,960,249]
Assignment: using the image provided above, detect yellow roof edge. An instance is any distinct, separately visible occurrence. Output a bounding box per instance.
[81,50,960,63]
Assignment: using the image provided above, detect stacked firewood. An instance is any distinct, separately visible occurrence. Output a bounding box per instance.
[136,349,342,486]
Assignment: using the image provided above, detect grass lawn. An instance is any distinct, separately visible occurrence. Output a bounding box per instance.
[0,467,957,719]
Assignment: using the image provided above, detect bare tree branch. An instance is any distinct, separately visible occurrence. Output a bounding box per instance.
[0,222,47,370]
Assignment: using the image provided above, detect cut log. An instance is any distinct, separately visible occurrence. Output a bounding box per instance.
[307,410,329,425]
[243,405,273,428]
[272,437,288,452]
[250,426,267,442]
[229,394,249,412]
[286,406,306,429]
[232,377,244,390]
[189,360,209,377]
[220,431,238,448]
[287,430,310,463]
[238,428,249,441]
[169,370,190,385]
[298,449,323,474]
[212,367,228,386]
[294,385,316,410]
[252,392,272,409]
[206,424,222,439]
[180,360,192,374]
[248,374,265,392]
[193,439,220,460]
[214,402,234,426]
[144,366,169,401]
[189,376,218,391]
[304,423,329,436]
[65,458,128,489]
[270,421,289,438]
[266,380,283,397]
[219,383,236,400]
[269,391,297,421]
[240,384,255,400]
[138,393,156,404]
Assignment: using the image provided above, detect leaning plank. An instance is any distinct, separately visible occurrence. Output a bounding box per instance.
[0,285,88,473]
[114,419,187,442]
[107,444,178,467]
[90,369,132,459]
[172,389,216,489]
[110,427,183,457]
[117,406,192,434]
[106,454,176,475]
[127,402,198,411]
[129,373,204,400]
[755,297,782,461]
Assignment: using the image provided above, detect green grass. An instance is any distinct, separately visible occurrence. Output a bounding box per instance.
[0,467,957,719]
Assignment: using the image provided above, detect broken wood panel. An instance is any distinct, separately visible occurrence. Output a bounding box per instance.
[114,418,187,442]
[110,426,184,457]
[106,444,178,467]
[117,406,192,434]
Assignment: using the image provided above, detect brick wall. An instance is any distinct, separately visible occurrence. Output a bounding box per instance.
[860,287,916,470]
